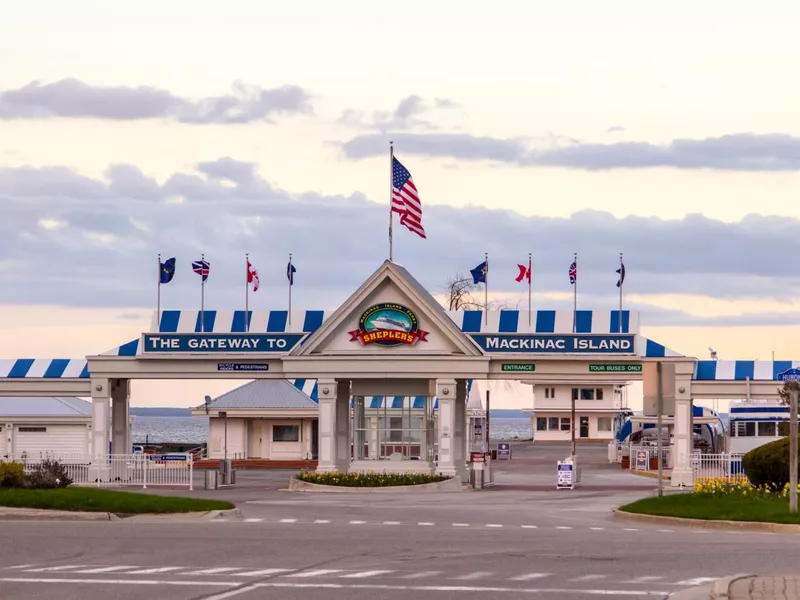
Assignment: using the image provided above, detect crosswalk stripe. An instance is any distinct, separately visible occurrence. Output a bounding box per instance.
[401,571,442,579]
[511,572,551,581]
[71,567,139,574]
[286,569,343,578]
[340,570,392,578]
[183,568,242,575]
[126,567,185,574]
[235,569,291,577]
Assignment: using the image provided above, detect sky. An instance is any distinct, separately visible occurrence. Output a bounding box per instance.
[1,1,799,409]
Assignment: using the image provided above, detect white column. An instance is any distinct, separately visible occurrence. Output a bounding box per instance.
[454,380,468,482]
[671,371,695,487]
[368,416,379,459]
[316,379,338,473]
[335,380,351,472]
[111,379,130,454]
[436,379,457,477]
[90,378,111,458]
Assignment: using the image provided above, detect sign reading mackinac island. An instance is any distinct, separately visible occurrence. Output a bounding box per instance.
[470,334,635,354]
[142,333,305,353]
[349,303,429,347]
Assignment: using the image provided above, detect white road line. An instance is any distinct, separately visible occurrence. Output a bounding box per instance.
[401,571,442,579]
[235,569,291,577]
[418,522,434,526]
[286,569,343,578]
[571,575,607,581]
[555,526,572,530]
[657,529,674,533]
[0,578,232,587]
[486,524,503,528]
[511,573,551,581]
[623,576,664,583]
[4,565,34,570]
[24,566,88,572]
[676,577,718,585]
[589,527,605,531]
[126,567,186,574]
[383,521,400,525]
[520,525,538,529]
[201,584,262,600]
[349,520,366,525]
[183,568,243,575]
[452,523,470,527]
[454,571,493,580]
[340,570,393,578]
[279,519,297,523]
[623,528,639,532]
[71,566,139,574]
[314,520,330,524]
[244,518,264,523]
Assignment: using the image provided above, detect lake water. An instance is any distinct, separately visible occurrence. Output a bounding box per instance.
[131,416,533,444]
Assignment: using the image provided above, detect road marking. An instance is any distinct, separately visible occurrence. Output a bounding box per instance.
[340,570,393,578]
[454,571,493,580]
[4,565,34,570]
[24,566,88,572]
[572,575,607,581]
[623,528,639,532]
[676,577,718,585]
[486,524,503,528]
[244,518,263,523]
[71,566,139,574]
[313,520,330,524]
[589,527,605,531]
[349,520,366,525]
[126,567,186,574]
[287,569,343,578]
[555,526,572,530]
[235,569,291,577]
[623,576,664,583]
[521,525,538,529]
[657,529,674,533]
[418,522,434,526]
[202,584,262,600]
[401,571,442,579]
[452,523,470,527]
[0,578,232,587]
[511,573,551,581]
[383,521,400,525]
[183,568,243,575]
[279,519,297,523]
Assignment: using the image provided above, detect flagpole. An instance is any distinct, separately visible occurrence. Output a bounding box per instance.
[157,253,161,330]
[573,252,578,333]
[528,252,532,327]
[288,253,293,326]
[200,252,205,333]
[484,252,489,325]
[245,253,249,332]
[619,252,623,334]
[389,142,394,262]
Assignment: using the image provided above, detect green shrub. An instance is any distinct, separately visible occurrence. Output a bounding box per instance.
[743,437,800,491]
[25,459,72,489]
[0,462,25,488]
[296,470,450,487]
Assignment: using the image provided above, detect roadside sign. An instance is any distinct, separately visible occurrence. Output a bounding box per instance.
[557,461,574,489]
[148,454,188,462]
[635,449,648,470]
[470,452,486,463]
[588,364,642,373]
[501,364,535,372]
[497,443,511,460]
[778,368,800,382]
[217,363,270,372]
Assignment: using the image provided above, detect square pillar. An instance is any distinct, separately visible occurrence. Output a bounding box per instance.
[368,416,379,460]
[90,378,111,458]
[454,379,468,482]
[111,379,130,455]
[316,379,337,473]
[436,379,457,477]
[335,380,351,472]
[671,373,695,487]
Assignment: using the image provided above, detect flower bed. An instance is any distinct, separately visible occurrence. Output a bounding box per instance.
[296,470,450,487]
[694,477,800,499]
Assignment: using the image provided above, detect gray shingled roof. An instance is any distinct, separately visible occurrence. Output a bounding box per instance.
[0,396,92,417]
[205,380,318,410]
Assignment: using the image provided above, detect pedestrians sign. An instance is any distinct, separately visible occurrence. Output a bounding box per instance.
[557,461,575,490]
[778,368,800,382]
[497,443,511,460]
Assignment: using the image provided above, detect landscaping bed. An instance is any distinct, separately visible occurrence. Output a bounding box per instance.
[0,487,234,515]
[296,471,450,487]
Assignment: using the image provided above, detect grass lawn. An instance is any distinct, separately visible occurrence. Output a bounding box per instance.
[0,487,234,515]
[620,493,800,525]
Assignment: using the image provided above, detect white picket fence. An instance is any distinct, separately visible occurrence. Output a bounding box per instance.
[2,453,193,490]
[691,452,746,482]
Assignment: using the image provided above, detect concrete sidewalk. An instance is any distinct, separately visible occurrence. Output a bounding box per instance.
[671,575,800,599]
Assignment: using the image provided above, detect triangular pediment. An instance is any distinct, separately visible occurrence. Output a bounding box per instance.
[292,260,484,357]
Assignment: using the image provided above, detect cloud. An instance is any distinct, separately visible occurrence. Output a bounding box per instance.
[0,79,312,124]
[339,95,458,131]
[1,158,799,328]
[341,132,800,171]
[606,126,625,133]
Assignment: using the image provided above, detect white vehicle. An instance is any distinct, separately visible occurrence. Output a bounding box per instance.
[727,399,787,454]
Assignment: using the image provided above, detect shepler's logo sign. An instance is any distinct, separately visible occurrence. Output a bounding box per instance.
[349,303,429,347]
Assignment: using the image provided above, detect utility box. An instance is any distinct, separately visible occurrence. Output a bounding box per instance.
[204,470,218,490]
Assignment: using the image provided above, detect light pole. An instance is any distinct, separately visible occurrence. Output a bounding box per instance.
[790,386,798,513]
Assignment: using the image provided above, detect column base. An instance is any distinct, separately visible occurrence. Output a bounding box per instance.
[670,467,694,487]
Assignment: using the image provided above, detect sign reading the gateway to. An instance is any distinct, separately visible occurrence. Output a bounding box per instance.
[142,333,304,353]
[349,303,429,347]
[501,363,535,372]
[589,363,642,372]
[470,334,635,354]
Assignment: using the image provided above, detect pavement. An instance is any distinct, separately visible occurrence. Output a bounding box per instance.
[1,442,799,599]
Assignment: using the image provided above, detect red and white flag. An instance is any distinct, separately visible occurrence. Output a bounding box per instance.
[247,260,259,292]
[391,156,426,239]
[515,261,531,283]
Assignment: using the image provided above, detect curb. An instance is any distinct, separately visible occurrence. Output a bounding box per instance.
[711,574,756,599]
[614,509,800,533]
[629,469,671,481]
[0,507,120,521]
[206,508,243,520]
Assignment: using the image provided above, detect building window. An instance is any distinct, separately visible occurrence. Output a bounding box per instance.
[536,417,547,431]
[560,418,571,431]
[758,422,777,437]
[18,427,46,433]
[734,421,756,437]
[544,388,550,399]
[548,417,559,430]
[272,425,300,442]
[596,389,604,400]
[580,389,594,400]
[597,417,611,431]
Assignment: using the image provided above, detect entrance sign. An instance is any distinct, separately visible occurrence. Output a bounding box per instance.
[142,333,304,353]
[217,363,270,372]
[778,368,800,382]
[501,363,535,372]
[589,364,642,373]
[557,461,575,489]
[470,334,635,354]
[497,443,511,460]
[635,449,648,470]
[349,303,429,347]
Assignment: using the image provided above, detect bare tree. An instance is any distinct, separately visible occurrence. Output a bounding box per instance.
[443,272,482,311]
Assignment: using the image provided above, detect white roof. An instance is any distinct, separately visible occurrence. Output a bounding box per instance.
[0,396,92,417]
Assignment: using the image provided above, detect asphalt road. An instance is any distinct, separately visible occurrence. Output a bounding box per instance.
[1,443,797,600]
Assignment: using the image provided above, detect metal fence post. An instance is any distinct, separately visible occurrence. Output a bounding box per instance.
[143,456,147,489]
[189,453,194,491]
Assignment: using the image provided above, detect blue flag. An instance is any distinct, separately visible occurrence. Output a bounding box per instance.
[470,260,487,284]
[160,257,176,284]
[287,261,296,285]
[616,263,626,287]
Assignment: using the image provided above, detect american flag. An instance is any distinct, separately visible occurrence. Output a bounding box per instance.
[568,261,576,285]
[192,259,210,282]
[391,156,426,239]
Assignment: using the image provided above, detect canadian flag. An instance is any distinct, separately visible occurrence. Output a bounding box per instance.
[247,260,260,292]
[515,262,531,283]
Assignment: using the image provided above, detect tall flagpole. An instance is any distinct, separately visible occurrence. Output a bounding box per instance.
[573,252,578,333]
[245,253,249,332]
[484,252,489,325]
[527,252,532,326]
[200,252,205,333]
[388,142,394,262]
[288,253,293,326]
[619,252,624,333]
[157,253,161,330]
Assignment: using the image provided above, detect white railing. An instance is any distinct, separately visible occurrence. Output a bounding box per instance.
[2,453,193,490]
[691,452,746,482]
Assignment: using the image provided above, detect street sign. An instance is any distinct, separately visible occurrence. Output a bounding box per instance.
[501,364,535,372]
[635,449,648,470]
[557,461,575,490]
[778,368,800,382]
[217,363,270,372]
[147,454,188,462]
[497,443,511,460]
[588,364,642,373]
[470,452,486,463]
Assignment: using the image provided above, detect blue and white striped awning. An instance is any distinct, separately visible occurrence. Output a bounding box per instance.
[350,396,439,409]
[0,359,89,379]
[694,360,800,381]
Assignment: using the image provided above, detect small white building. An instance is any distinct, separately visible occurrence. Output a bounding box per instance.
[0,396,92,459]
[524,383,630,442]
